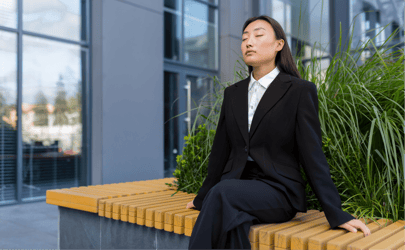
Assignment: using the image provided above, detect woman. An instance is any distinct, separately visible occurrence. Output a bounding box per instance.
[186,15,371,249]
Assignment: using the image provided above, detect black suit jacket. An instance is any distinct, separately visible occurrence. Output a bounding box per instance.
[192,70,356,229]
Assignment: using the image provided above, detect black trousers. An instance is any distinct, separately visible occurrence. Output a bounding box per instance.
[188,160,297,249]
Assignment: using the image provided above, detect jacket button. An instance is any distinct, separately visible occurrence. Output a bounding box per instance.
[244,146,247,152]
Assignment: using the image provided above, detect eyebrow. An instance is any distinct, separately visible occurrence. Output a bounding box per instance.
[243,27,265,35]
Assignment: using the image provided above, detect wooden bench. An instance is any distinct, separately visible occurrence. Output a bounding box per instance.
[46,177,405,250]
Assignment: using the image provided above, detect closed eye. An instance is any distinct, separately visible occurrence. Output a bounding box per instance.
[242,35,263,41]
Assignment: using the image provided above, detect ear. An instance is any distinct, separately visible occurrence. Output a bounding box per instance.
[276,39,284,51]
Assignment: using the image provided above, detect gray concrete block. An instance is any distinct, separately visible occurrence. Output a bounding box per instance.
[100,217,156,249]
[59,206,192,249]
[59,206,100,249]
[156,228,190,249]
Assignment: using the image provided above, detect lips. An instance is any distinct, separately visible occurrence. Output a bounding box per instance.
[246,51,255,55]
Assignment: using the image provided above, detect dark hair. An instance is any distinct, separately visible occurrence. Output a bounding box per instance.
[242,15,302,79]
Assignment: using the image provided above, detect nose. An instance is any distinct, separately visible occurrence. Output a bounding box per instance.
[244,38,253,48]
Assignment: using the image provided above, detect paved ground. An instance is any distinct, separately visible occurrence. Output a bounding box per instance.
[0,200,58,249]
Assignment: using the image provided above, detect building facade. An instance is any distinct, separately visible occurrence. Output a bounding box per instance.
[0,0,403,206]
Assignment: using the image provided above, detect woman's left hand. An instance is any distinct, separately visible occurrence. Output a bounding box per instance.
[338,219,371,237]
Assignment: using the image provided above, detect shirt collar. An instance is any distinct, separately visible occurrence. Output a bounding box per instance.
[249,66,280,91]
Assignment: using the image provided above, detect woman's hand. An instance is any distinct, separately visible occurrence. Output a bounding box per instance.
[338,219,371,236]
[186,200,196,209]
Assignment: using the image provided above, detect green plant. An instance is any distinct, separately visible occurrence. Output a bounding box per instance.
[165,2,404,223]
[164,74,231,198]
[165,124,216,195]
[294,12,404,222]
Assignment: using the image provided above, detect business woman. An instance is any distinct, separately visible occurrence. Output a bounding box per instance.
[186,15,371,249]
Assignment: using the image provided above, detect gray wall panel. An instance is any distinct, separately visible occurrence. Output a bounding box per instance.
[229,0,250,37]
[92,0,256,185]
[118,0,164,13]
[101,0,164,184]
[91,0,103,185]
[219,0,254,84]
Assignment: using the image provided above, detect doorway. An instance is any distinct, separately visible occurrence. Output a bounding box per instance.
[163,68,215,177]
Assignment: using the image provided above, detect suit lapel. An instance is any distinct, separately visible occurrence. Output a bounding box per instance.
[231,71,292,146]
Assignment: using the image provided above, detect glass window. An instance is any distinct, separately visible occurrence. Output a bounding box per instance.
[349,0,404,50]
[308,0,330,60]
[0,0,17,29]
[165,0,181,9]
[163,72,179,176]
[21,34,86,199]
[198,0,218,5]
[360,12,366,44]
[273,0,284,27]
[187,75,212,131]
[365,12,370,30]
[183,0,218,69]
[285,3,291,34]
[0,0,88,205]
[23,0,85,42]
[392,22,400,40]
[165,0,218,69]
[164,0,182,61]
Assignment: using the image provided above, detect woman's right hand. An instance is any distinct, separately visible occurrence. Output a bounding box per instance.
[186,200,196,209]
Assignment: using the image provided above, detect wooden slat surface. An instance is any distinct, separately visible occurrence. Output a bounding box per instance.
[396,244,405,250]
[46,178,405,250]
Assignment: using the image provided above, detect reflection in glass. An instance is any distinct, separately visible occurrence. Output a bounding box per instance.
[307,0,329,73]
[184,0,218,69]
[0,0,17,29]
[164,0,181,10]
[273,0,284,27]
[286,3,291,34]
[0,30,17,204]
[199,0,218,5]
[375,12,386,46]
[186,75,212,135]
[23,0,84,42]
[22,34,84,200]
[164,1,182,61]
[164,72,179,177]
[349,0,404,51]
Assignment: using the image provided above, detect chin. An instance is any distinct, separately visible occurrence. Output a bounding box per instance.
[244,59,255,65]
[246,62,259,67]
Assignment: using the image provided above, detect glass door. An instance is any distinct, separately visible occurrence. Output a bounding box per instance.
[164,71,181,177]
[184,75,213,138]
[163,69,214,177]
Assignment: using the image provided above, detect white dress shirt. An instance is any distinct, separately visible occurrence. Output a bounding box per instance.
[247,66,280,161]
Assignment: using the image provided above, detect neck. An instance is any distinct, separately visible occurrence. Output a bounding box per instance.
[252,63,277,81]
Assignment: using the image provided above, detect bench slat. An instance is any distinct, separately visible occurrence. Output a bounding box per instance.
[46,178,405,250]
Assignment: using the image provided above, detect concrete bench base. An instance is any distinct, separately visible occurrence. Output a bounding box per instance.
[50,179,405,250]
[59,206,190,249]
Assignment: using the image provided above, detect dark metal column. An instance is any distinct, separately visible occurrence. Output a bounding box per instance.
[16,0,23,204]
